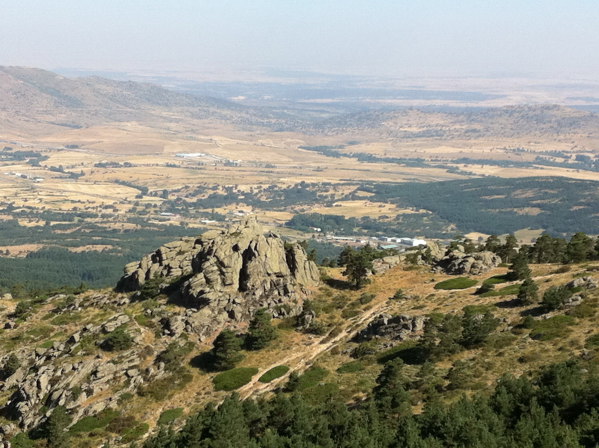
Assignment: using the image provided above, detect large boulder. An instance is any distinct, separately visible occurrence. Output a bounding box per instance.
[355,313,426,342]
[435,250,501,276]
[117,218,320,339]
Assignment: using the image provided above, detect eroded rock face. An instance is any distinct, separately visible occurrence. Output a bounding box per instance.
[355,313,426,342]
[118,218,320,339]
[435,250,501,276]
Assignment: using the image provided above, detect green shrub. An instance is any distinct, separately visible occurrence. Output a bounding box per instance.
[542,285,573,311]
[434,278,478,290]
[10,432,35,448]
[258,365,290,383]
[483,275,509,286]
[121,422,149,443]
[336,361,365,374]
[585,334,599,349]
[391,289,406,300]
[529,315,576,341]
[212,367,259,391]
[157,408,184,425]
[101,327,133,351]
[0,353,21,379]
[359,293,375,305]
[341,309,360,319]
[156,341,194,371]
[479,284,521,298]
[69,409,120,433]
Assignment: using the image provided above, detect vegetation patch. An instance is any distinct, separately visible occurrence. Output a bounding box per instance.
[483,274,509,286]
[336,361,365,374]
[69,409,120,433]
[213,367,259,391]
[157,408,184,425]
[294,366,329,391]
[479,283,521,297]
[258,365,290,383]
[434,277,478,290]
[529,315,576,341]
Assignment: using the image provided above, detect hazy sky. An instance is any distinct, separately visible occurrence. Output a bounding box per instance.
[1,0,598,78]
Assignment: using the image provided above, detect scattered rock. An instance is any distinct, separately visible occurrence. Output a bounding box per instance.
[567,276,598,290]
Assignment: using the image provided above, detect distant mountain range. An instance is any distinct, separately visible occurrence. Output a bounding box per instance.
[1,66,599,141]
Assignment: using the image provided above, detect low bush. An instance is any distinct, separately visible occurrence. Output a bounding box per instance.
[585,333,599,349]
[294,366,329,392]
[157,408,184,425]
[482,275,509,286]
[69,409,120,433]
[258,365,290,383]
[213,367,259,391]
[479,284,521,298]
[101,327,133,352]
[434,278,478,290]
[336,361,365,374]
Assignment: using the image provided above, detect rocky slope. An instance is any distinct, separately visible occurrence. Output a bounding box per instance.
[0,219,319,436]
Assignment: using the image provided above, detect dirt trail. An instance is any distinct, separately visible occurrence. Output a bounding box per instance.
[237,296,393,399]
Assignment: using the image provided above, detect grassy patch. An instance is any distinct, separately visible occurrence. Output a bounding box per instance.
[212,367,259,391]
[258,365,290,383]
[50,311,83,326]
[295,366,329,391]
[434,278,478,290]
[157,408,184,425]
[479,284,521,298]
[336,361,365,374]
[483,275,509,286]
[70,409,120,433]
[585,334,599,349]
[529,315,576,341]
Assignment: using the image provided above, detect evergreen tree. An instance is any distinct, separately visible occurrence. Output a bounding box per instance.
[507,251,531,281]
[246,309,277,350]
[337,246,355,267]
[43,406,72,448]
[461,306,499,348]
[566,232,596,263]
[422,313,463,360]
[0,353,21,380]
[373,359,411,415]
[541,285,572,311]
[518,277,539,305]
[498,234,518,263]
[342,250,372,289]
[211,330,244,371]
[484,235,501,253]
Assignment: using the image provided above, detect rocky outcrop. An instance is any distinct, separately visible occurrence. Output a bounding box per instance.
[434,249,501,275]
[566,276,598,290]
[118,218,320,339]
[355,313,426,342]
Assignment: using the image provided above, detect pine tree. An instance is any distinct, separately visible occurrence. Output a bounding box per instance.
[43,406,72,448]
[374,358,411,415]
[498,234,518,263]
[518,277,539,305]
[211,330,244,371]
[507,251,531,281]
[343,251,372,289]
[246,308,277,350]
[461,306,499,348]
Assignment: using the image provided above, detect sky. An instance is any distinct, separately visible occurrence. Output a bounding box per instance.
[1,0,599,79]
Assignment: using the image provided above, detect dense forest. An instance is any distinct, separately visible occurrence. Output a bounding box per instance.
[365,177,599,236]
[142,359,598,447]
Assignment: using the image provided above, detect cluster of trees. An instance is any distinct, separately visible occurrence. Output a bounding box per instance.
[143,359,599,447]
[210,309,278,371]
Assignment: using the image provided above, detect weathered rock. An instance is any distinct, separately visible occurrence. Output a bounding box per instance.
[567,276,598,290]
[355,313,426,342]
[372,255,403,275]
[118,218,320,339]
[435,250,501,275]
[101,314,130,333]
